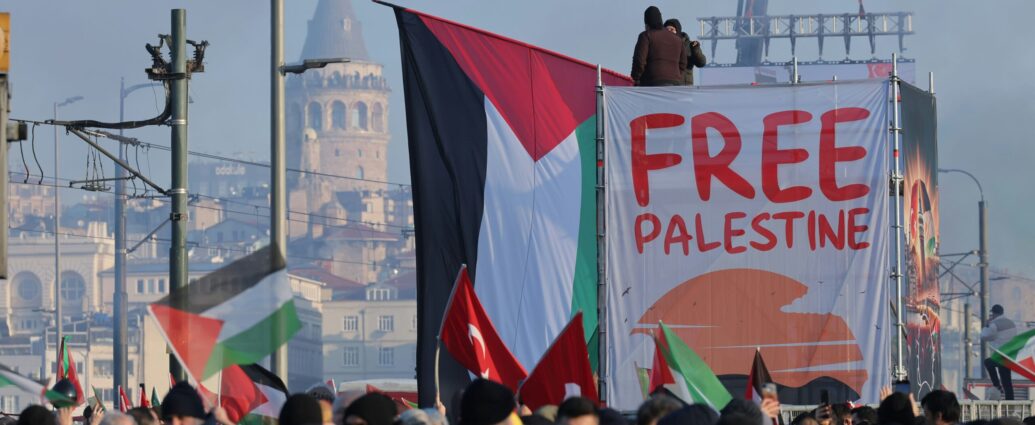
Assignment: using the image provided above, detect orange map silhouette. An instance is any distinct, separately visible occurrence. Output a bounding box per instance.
[636,268,867,394]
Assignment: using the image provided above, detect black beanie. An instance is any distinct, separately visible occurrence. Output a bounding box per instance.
[659,405,718,425]
[279,394,325,425]
[644,6,663,30]
[161,382,206,420]
[663,18,682,33]
[306,385,335,403]
[344,393,398,425]
[17,405,55,425]
[460,379,515,425]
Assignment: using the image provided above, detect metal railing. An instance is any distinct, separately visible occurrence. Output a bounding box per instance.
[779,401,1035,423]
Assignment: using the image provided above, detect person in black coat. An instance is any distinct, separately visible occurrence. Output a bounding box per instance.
[664,18,707,85]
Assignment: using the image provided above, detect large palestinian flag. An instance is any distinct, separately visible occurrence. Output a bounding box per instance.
[147,245,299,381]
[391,6,630,405]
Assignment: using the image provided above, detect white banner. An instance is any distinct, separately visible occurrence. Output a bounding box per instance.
[604,80,891,410]
[699,61,916,86]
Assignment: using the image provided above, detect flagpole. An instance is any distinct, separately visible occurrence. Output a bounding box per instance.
[434,337,441,405]
[217,368,222,407]
[594,63,608,405]
[434,265,466,408]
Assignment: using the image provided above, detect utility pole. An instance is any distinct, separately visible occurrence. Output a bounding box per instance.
[978,200,989,375]
[114,77,129,409]
[53,102,62,352]
[52,95,82,353]
[270,0,288,382]
[964,302,971,379]
[168,8,189,382]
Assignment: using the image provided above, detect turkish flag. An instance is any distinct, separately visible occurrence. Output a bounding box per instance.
[517,312,598,410]
[439,265,527,391]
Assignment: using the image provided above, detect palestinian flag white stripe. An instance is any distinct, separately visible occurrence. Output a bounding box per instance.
[204,269,293,342]
[475,99,583,369]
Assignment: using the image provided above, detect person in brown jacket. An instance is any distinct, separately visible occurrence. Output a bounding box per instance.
[664,19,707,85]
[631,6,687,86]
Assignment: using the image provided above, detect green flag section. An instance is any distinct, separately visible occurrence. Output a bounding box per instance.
[657,322,733,409]
[635,363,652,400]
[0,363,73,407]
[990,328,1035,381]
[147,246,300,381]
[151,387,161,409]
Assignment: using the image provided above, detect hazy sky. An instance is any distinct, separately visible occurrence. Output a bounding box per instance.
[7,0,1035,278]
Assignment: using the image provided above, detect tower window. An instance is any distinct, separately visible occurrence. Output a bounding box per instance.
[307,102,323,130]
[335,149,340,157]
[356,167,365,180]
[352,102,368,131]
[332,101,347,129]
[372,103,385,132]
[358,150,363,158]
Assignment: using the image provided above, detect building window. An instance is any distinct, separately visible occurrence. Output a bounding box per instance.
[0,396,16,415]
[158,279,166,293]
[358,149,363,158]
[344,346,359,367]
[332,101,347,129]
[307,102,323,130]
[13,272,42,302]
[137,279,145,294]
[356,167,365,180]
[343,316,359,332]
[335,148,340,157]
[148,279,156,294]
[94,360,113,377]
[378,347,394,367]
[378,315,394,332]
[60,272,86,301]
[411,315,418,330]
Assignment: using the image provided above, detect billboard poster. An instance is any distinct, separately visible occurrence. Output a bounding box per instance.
[604,80,892,410]
[900,83,941,396]
[699,60,916,86]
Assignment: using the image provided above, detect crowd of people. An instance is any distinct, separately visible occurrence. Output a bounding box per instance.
[3,377,1034,425]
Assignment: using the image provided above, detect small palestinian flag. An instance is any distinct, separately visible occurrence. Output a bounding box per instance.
[200,364,288,424]
[745,349,774,402]
[635,363,651,400]
[148,246,300,382]
[0,363,73,406]
[655,322,732,409]
[151,387,161,409]
[57,335,85,405]
[990,328,1035,381]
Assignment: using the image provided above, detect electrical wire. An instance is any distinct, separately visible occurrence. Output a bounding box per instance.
[18,124,32,183]
[30,123,43,184]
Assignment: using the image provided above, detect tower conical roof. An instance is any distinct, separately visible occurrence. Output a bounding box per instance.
[300,0,369,61]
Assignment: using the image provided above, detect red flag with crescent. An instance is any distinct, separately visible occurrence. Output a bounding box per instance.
[439,265,527,391]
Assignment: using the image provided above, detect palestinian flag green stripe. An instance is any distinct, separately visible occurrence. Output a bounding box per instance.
[659,322,732,409]
[573,117,599,370]
[204,301,301,377]
[991,328,1035,359]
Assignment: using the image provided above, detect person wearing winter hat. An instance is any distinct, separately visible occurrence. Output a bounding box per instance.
[631,6,687,86]
[280,394,326,425]
[342,392,398,425]
[161,382,206,425]
[663,18,707,85]
[460,379,520,425]
[17,405,55,425]
[307,384,337,424]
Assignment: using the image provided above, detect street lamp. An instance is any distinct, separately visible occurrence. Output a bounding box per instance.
[938,168,989,377]
[271,0,351,383]
[53,95,83,350]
